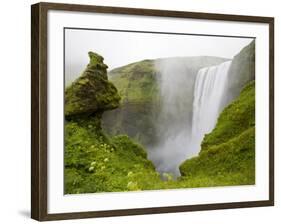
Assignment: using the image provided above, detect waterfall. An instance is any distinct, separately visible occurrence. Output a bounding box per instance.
[149,59,195,177]
[192,61,232,153]
[149,59,232,177]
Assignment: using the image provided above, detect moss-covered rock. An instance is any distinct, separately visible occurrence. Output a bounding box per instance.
[65,81,256,193]
[65,52,121,117]
[65,50,256,193]
[64,52,163,194]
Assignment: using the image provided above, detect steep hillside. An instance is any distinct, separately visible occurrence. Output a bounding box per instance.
[102,56,227,146]
[65,52,162,194]
[102,59,159,146]
[65,45,255,193]
[179,82,255,187]
[65,78,255,193]
[65,118,163,193]
[109,59,157,103]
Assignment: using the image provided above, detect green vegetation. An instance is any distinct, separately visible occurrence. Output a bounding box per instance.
[102,59,159,145]
[65,117,163,193]
[65,52,120,117]
[179,81,255,186]
[108,56,228,104]
[103,56,227,146]
[65,50,255,194]
[65,53,162,193]
[109,59,158,103]
[201,81,255,150]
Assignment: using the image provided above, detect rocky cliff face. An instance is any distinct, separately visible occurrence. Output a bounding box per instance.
[65,52,120,117]
[102,59,158,146]
[102,56,228,146]
[225,40,255,104]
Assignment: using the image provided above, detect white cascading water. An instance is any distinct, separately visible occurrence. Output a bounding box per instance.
[149,59,195,177]
[149,60,232,177]
[191,60,232,153]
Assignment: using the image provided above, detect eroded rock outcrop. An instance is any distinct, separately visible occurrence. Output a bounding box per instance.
[65,52,120,117]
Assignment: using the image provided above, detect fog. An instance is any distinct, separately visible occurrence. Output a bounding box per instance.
[65,29,252,86]
[65,28,253,176]
[148,59,233,176]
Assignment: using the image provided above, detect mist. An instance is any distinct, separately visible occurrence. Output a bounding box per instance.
[148,58,194,174]
[65,29,252,86]
[65,28,254,177]
[148,59,233,176]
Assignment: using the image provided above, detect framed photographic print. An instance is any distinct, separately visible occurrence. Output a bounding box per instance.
[31,2,274,221]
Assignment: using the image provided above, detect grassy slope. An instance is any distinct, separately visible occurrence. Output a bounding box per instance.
[65,116,165,194]
[179,81,255,187]
[109,59,158,103]
[103,57,227,146]
[65,51,255,194]
[108,57,227,104]
[103,60,158,145]
[65,81,255,194]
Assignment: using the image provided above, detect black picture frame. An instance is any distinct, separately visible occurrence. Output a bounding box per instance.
[31,2,274,221]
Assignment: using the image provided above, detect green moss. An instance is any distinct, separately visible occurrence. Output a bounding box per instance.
[109,59,158,103]
[111,135,148,159]
[88,51,108,70]
[179,128,255,186]
[201,81,255,150]
[179,82,255,187]
[65,52,120,117]
[64,118,164,193]
[103,56,228,146]
[65,81,255,193]
[65,52,255,194]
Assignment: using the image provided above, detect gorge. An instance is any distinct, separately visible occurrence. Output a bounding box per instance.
[64,40,255,194]
[103,41,255,177]
[149,60,233,176]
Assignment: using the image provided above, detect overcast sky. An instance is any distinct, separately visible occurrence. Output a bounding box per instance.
[65,29,253,85]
